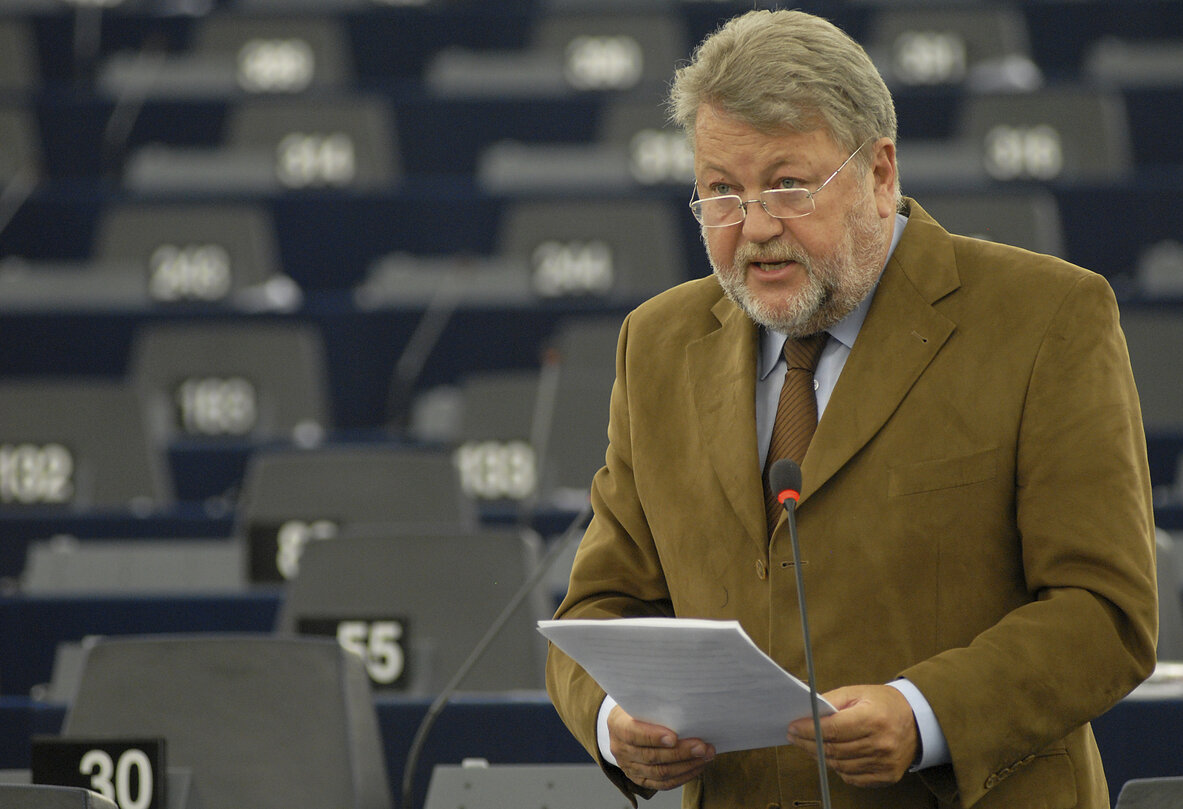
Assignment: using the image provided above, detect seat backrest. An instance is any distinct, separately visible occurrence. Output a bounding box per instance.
[21,538,244,595]
[918,191,1066,258]
[225,95,400,190]
[1155,529,1183,662]
[531,13,688,92]
[0,105,41,185]
[959,88,1134,182]
[498,199,684,301]
[0,784,118,809]
[61,635,391,809]
[453,369,543,503]
[424,763,683,809]
[1115,776,1183,809]
[597,96,694,186]
[532,317,620,505]
[193,14,353,93]
[0,380,173,511]
[94,202,283,305]
[235,444,476,582]
[0,20,40,93]
[866,6,1034,87]
[127,320,331,444]
[276,530,548,694]
[1118,307,1183,433]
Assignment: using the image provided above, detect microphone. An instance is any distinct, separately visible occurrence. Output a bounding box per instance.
[769,458,832,809]
[399,498,593,809]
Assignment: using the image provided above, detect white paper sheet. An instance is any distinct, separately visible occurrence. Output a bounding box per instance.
[539,617,834,754]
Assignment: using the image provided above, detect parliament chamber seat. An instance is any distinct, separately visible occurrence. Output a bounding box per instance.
[98,13,354,99]
[276,529,550,694]
[424,762,682,809]
[61,635,392,809]
[0,784,117,809]
[233,442,477,583]
[127,319,331,446]
[0,380,173,513]
[123,93,401,193]
[424,11,688,98]
[864,5,1041,92]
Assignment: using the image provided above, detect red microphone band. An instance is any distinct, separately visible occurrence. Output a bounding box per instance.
[777,488,801,505]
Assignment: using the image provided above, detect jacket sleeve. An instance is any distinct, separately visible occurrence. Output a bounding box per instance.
[901,271,1158,806]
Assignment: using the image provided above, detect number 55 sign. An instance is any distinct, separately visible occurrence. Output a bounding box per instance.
[32,737,167,809]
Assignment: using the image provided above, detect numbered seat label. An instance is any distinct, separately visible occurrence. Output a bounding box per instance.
[32,737,167,809]
[298,617,410,690]
[247,518,339,583]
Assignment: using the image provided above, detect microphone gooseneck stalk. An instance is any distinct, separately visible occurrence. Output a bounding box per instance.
[769,458,832,809]
[399,499,593,809]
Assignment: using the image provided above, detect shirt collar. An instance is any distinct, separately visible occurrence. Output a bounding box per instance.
[759,212,909,380]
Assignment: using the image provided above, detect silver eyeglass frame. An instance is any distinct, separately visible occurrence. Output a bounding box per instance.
[689,137,875,228]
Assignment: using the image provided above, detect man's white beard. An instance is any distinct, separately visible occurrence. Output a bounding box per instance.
[709,197,887,338]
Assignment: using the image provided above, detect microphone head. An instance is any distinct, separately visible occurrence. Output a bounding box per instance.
[769,458,803,500]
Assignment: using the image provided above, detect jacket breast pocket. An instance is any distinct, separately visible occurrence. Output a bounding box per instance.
[888,447,1000,497]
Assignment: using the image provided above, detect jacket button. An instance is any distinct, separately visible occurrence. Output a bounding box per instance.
[756,559,767,580]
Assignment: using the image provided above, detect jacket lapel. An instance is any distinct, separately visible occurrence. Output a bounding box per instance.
[686,295,768,552]
[801,202,960,503]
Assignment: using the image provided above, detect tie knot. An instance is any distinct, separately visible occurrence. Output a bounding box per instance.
[782,332,828,372]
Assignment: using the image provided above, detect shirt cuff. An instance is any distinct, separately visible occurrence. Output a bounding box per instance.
[597,695,620,766]
[887,678,950,771]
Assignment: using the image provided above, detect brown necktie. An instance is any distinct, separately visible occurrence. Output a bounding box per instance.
[764,333,828,534]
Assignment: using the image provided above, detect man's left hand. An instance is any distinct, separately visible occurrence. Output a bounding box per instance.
[786,684,918,787]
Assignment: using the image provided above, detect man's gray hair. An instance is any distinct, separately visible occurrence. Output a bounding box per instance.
[669,10,898,164]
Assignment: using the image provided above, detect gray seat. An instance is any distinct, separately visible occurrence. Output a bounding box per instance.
[99,15,352,98]
[276,530,549,694]
[61,635,391,809]
[451,369,544,502]
[1155,529,1183,662]
[124,94,399,192]
[0,380,173,512]
[498,198,685,301]
[426,12,688,97]
[1119,307,1183,433]
[94,202,297,309]
[2,201,294,313]
[0,785,117,809]
[962,88,1133,182]
[532,317,621,508]
[1115,777,1183,808]
[918,191,1066,258]
[478,93,694,191]
[357,197,684,306]
[0,106,41,187]
[899,87,1134,186]
[0,20,40,93]
[127,320,331,445]
[0,768,197,809]
[21,537,245,595]
[424,763,683,809]
[1085,38,1183,89]
[865,6,1040,90]
[236,444,476,582]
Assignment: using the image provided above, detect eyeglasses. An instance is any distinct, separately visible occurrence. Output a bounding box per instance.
[689,138,873,228]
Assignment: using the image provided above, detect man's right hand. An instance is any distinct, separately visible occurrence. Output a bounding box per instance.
[607,705,716,791]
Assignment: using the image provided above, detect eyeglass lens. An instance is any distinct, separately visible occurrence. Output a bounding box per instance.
[694,189,813,226]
